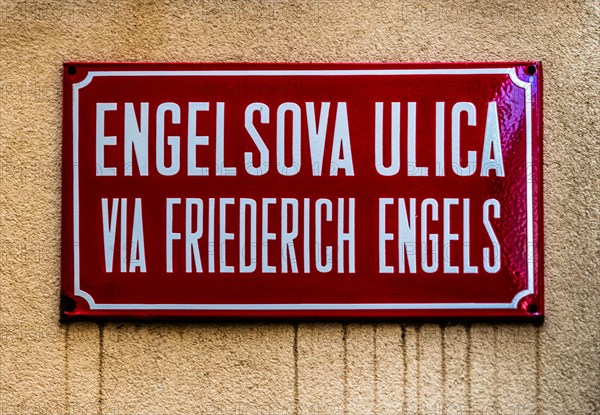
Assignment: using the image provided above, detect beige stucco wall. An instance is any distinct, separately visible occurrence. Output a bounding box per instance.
[0,0,598,414]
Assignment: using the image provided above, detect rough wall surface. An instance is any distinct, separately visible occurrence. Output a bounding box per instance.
[0,1,598,414]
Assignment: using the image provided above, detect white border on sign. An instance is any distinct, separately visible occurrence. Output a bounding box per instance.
[71,68,534,311]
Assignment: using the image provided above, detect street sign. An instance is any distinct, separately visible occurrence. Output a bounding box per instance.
[61,62,543,319]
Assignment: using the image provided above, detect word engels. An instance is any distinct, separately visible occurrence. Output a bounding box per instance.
[95,100,505,177]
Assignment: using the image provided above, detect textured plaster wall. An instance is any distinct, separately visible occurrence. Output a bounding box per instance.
[0,0,598,414]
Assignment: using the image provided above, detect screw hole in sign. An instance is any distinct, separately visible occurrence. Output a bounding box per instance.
[526,65,536,75]
[68,65,77,75]
[61,295,76,313]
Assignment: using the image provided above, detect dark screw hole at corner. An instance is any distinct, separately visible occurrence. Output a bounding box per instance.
[526,65,536,75]
[61,295,76,313]
[67,65,77,75]
[527,303,538,314]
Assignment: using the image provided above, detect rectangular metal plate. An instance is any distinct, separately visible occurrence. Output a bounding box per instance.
[61,62,543,319]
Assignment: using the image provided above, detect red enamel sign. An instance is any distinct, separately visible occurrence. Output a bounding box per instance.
[61,62,543,319]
